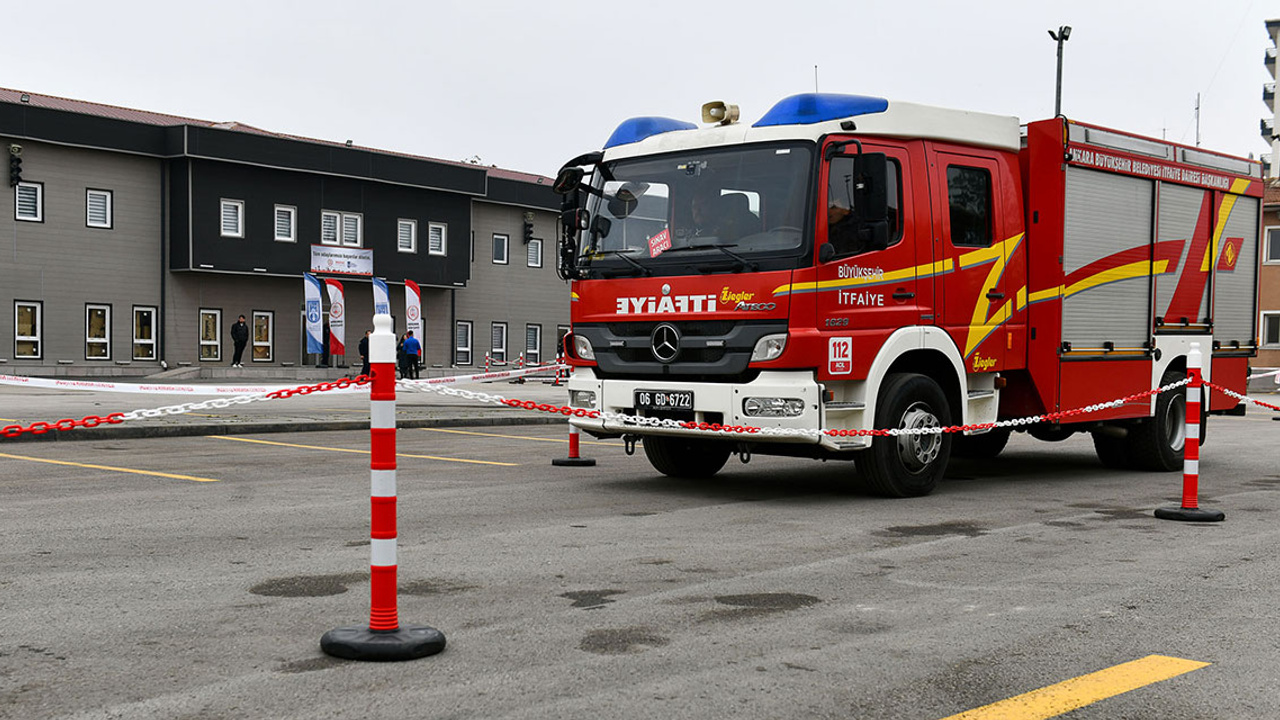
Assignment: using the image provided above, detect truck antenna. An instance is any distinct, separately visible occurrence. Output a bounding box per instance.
[814,65,819,92]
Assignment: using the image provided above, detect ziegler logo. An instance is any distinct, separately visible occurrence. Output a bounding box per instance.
[972,354,997,372]
[721,287,755,303]
[616,294,717,314]
[734,301,776,311]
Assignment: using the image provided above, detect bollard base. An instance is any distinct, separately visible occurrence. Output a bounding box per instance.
[321,623,446,661]
[552,456,597,467]
[1154,506,1225,523]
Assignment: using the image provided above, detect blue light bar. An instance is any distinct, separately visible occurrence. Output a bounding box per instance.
[604,116,698,149]
[753,93,889,127]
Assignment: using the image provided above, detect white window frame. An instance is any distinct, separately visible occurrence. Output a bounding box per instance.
[429,222,447,256]
[455,320,473,366]
[321,210,341,245]
[527,237,543,268]
[86,189,113,229]
[492,233,509,265]
[274,205,297,242]
[1265,226,1280,265]
[220,199,244,238]
[199,308,222,361]
[341,212,363,247]
[252,310,274,362]
[85,303,111,361]
[491,322,508,363]
[15,181,42,222]
[525,323,541,364]
[132,306,157,361]
[14,300,42,359]
[1263,311,1280,348]
[398,219,418,253]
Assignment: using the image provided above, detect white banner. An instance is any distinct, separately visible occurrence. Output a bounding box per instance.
[372,278,391,317]
[324,279,346,355]
[310,245,373,276]
[405,279,422,339]
[303,273,324,354]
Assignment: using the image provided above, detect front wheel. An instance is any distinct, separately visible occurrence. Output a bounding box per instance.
[858,373,952,497]
[642,436,731,479]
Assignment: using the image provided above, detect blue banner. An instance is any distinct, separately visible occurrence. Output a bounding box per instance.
[303,273,324,354]
[372,277,391,317]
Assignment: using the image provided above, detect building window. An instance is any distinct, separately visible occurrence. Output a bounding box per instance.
[199,309,221,361]
[492,233,509,265]
[398,219,417,253]
[253,311,273,362]
[321,210,340,245]
[1263,312,1280,348]
[455,321,473,366]
[491,322,508,363]
[429,222,447,256]
[527,238,543,268]
[525,324,542,364]
[275,205,296,242]
[15,181,42,222]
[86,189,113,229]
[220,199,244,238]
[1266,227,1280,264]
[342,213,362,247]
[946,166,993,247]
[133,306,157,361]
[14,301,41,359]
[85,304,111,360]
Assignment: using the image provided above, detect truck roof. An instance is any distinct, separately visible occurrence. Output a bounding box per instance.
[601,93,1022,160]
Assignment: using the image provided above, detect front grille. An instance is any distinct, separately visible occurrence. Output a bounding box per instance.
[576,319,787,378]
[617,347,726,364]
[608,320,737,337]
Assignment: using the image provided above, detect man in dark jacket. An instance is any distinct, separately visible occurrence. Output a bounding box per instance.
[358,330,371,378]
[230,315,249,367]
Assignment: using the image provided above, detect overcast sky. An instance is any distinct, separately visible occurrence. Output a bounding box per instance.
[5,1,1275,177]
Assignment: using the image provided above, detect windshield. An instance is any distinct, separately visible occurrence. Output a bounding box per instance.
[579,143,813,276]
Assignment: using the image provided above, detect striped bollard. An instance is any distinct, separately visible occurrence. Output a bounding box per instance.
[321,313,447,660]
[1155,343,1224,523]
[552,421,596,467]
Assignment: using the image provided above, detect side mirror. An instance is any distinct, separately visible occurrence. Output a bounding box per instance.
[853,152,888,224]
[861,220,890,252]
[818,242,836,264]
[553,167,584,195]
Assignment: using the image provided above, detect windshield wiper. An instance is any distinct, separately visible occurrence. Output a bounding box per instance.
[661,242,757,271]
[584,249,651,277]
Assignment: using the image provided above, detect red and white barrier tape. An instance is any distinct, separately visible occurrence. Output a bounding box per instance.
[1247,368,1280,383]
[0,374,301,395]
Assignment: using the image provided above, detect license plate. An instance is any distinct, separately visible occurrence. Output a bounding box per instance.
[634,389,694,411]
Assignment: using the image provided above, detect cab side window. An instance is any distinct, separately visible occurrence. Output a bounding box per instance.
[826,156,902,258]
[946,165,993,247]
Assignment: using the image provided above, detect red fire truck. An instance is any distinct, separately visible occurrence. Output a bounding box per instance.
[552,94,1262,497]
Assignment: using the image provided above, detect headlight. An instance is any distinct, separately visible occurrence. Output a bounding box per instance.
[743,397,805,417]
[750,333,787,362]
[573,335,595,361]
[569,390,597,408]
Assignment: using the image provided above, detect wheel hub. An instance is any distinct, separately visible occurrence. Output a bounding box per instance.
[1165,394,1186,452]
[896,402,941,472]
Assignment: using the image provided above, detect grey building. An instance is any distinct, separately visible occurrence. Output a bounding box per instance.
[0,88,566,376]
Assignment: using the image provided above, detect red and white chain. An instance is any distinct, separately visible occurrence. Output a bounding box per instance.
[1202,381,1280,414]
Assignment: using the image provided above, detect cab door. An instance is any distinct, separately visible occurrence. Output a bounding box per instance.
[815,140,933,379]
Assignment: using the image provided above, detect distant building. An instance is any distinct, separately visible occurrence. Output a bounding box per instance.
[1260,22,1280,373]
[0,88,565,376]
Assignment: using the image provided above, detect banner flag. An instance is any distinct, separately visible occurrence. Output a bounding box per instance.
[324,279,346,355]
[405,279,423,339]
[372,277,391,317]
[303,273,325,354]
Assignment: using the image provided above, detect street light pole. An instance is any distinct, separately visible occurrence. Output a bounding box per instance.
[1048,25,1072,117]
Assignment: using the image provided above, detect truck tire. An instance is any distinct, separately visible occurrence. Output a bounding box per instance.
[1091,432,1131,469]
[642,436,731,479]
[858,373,952,497]
[951,427,1011,458]
[1128,369,1186,472]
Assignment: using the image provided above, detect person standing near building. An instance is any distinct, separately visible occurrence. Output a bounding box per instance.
[402,330,421,380]
[230,314,249,367]
[358,330,371,378]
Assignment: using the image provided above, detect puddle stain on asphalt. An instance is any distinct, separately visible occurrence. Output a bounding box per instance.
[875,521,989,538]
[561,589,625,609]
[400,579,479,596]
[579,627,670,655]
[700,593,822,622]
[249,573,365,597]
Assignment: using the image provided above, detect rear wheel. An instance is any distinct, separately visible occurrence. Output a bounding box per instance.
[1129,369,1186,471]
[858,373,952,498]
[642,436,731,479]
[952,427,1011,459]
[1091,432,1131,469]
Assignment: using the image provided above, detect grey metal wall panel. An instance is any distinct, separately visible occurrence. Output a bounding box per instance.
[1062,167,1152,348]
[1213,195,1260,347]
[1155,183,1207,326]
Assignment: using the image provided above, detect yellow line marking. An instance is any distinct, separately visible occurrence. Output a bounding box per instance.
[0,451,219,483]
[938,654,1209,720]
[419,427,619,446]
[207,435,518,466]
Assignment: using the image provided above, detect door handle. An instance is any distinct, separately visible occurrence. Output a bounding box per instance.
[986,291,1005,300]
[892,290,915,300]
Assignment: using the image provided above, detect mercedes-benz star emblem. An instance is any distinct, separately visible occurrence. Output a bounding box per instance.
[650,323,680,363]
